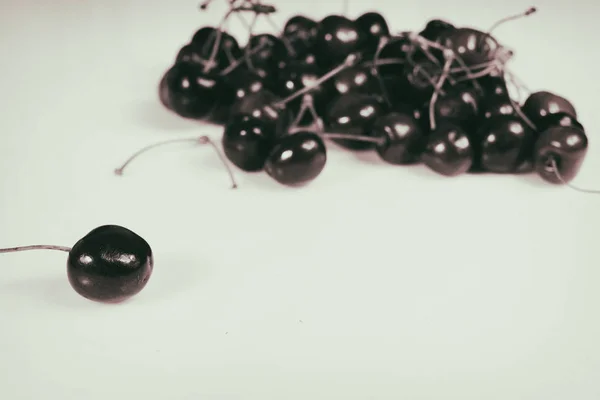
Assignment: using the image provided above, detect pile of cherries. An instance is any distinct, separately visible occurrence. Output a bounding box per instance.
[151,0,589,187]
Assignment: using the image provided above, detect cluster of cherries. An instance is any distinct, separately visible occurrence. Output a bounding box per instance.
[0,1,593,306]
[117,0,588,189]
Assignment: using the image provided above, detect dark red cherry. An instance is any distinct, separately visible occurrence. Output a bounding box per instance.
[208,69,267,125]
[283,15,318,58]
[522,91,577,128]
[476,75,509,98]
[533,126,588,184]
[158,62,220,119]
[373,111,426,164]
[419,19,455,41]
[222,115,278,171]
[427,85,480,132]
[175,44,205,65]
[535,112,584,133]
[477,115,536,173]
[325,93,387,150]
[314,15,366,70]
[264,131,327,186]
[276,61,328,125]
[67,225,153,303]
[328,65,380,97]
[229,90,291,135]
[375,36,412,77]
[439,28,499,67]
[422,122,473,176]
[404,58,441,99]
[245,34,290,79]
[480,94,515,120]
[355,12,390,57]
[190,27,242,71]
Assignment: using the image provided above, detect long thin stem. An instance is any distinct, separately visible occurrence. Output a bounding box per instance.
[219,40,269,75]
[114,137,238,189]
[550,158,600,194]
[487,7,537,36]
[321,132,384,144]
[429,55,454,131]
[371,36,393,107]
[0,245,71,254]
[274,54,359,107]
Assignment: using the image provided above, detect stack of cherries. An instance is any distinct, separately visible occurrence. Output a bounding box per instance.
[150,0,588,187]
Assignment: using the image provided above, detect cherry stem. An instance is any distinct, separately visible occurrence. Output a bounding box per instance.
[274,53,359,107]
[550,158,600,194]
[243,12,260,74]
[429,54,454,131]
[321,132,384,144]
[371,36,394,107]
[114,136,238,189]
[487,7,537,36]
[0,245,71,254]
[219,40,269,75]
[289,94,323,131]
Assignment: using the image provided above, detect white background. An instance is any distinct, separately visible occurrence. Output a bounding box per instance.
[0,0,599,399]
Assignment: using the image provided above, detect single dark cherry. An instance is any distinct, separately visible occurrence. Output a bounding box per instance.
[314,15,366,70]
[355,12,390,57]
[535,112,584,134]
[427,84,480,133]
[264,131,327,186]
[158,62,220,119]
[419,19,455,41]
[422,122,473,176]
[175,44,205,65]
[477,115,536,173]
[276,61,328,125]
[67,225,153,303]
[325,93,387,150]
[222,115,278,171]
[283,15,319,58]
[373,111,426,164]
[328,65,380,97]
[480,94,515,120]
[533,126,588,184]
[522,91,578,128]
[439,28,499,67]
[245,34,290,79]
[190,27,242,71]
[228,90,291,135]
[208,69,267,125]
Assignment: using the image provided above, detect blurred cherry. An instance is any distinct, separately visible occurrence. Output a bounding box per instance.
[245,34,290,79]
[222,115,278,171]
[533,126,588,184]
[190,27,242,71]
[419,19,455,41]
[422,122,473,176]
[355,12,390,57]
[373,110,426,164]
[283,15,319,58]
[229,89,291,135]
[522,91,577,129]
[314,15,366,70]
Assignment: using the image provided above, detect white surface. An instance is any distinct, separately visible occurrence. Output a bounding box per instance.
[1,0,599,399]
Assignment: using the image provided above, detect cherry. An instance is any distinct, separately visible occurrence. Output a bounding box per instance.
[419,19,455,41]
[190,27,241,70]
[477,75,509,98]
[427,84,480,133]
[375,36,412,77]
[439,27,500,67]
[355,12,390,57]
[314,15,366,70]
[325,93,387,150]
[422,122,473,176]
[372,110,426,164]
[245,34,290,79]
[175,44,205,65]
[533,126,588,184]
[222,115,278,171]
[264,131,327,186]
[477,115,536,173]
[480,94,515,120]
[334,65,381,94]
[283,15,318,58]
[228,89,291,135]
[158,62,221,119]
[0,225,153,303]
[404,58,442,100]
[535,112,584,134]
[521,91,578,129]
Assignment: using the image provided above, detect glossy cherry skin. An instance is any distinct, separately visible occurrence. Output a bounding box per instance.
[228,90,291,135]
[535,112,584,134]
[355,12,390,57]
[480,94,515,120]
[190,27,242,71]
[283,15,319,58]
[422,122,473,176]
[373,111,426,164]
[245,34,290,79]
[222,115,278,171]
[264,131,327,186]
[314,15,366,70]
[158,62,220,119]
[522,91,578,128]
[67,225,153,303]
[419,19,455,41]
[439,28,499,67]
[533,126,588,184]
[325,93,387,150]
[477,115,536,173]
[328,65,380,97]
[477,75,509,98]
[276,61,327,125]
[208,69,267,125]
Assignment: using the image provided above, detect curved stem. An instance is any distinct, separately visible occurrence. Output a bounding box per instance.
[429,55,454,131]
[487,7,537,36]
[274,53,359,107]
[0,245,71,254]
[550,158,600,194]
[219,40,269,76]
[371,37,393,107]
[114,136,238,189]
